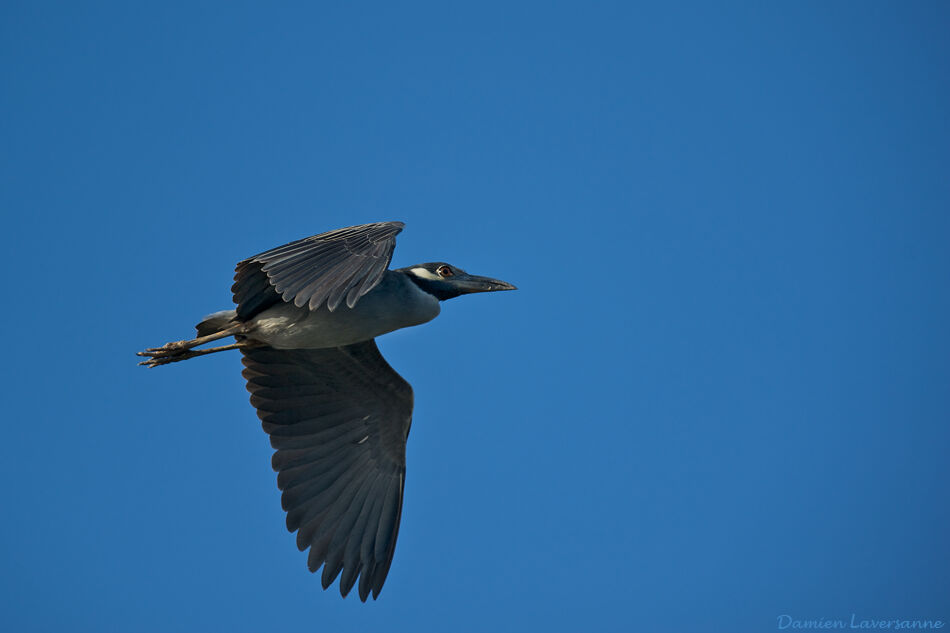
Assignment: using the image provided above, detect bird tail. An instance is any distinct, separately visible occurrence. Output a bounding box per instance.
[195,310,239,337]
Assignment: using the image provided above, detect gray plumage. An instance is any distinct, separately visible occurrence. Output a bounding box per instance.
[233,221,403,318]
[243,341,410,600]
[138,221,515,602]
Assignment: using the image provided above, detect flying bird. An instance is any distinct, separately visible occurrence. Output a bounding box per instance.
[137,221,516,601]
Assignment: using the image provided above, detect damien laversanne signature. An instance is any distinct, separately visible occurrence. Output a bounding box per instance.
[777,614,945,630]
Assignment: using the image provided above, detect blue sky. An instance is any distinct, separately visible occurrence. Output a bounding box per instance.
[2,2,948,631]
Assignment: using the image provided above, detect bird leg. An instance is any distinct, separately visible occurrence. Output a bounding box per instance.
[143,323,244,352]
[136,323,248,367]
[137,342,250,367]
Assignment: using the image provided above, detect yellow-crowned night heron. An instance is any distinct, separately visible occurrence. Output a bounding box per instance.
[138,221,515,601]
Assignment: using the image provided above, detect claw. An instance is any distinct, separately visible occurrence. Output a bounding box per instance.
[137,350,170,359]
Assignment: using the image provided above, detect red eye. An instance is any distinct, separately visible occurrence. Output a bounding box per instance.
[437,265,454,277]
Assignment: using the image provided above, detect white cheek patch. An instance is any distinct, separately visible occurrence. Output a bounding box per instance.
[410,267,442,281]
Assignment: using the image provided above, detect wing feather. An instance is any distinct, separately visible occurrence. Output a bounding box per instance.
[241,340,412,601]
[232,221,403,319]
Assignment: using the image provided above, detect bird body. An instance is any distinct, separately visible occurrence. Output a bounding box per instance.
[239,270,441,350]
[138,221,515,601]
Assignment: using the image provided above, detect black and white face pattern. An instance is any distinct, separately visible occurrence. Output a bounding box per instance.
[402,262,516,301]
[407,263,457,281]
[403,263,468,300]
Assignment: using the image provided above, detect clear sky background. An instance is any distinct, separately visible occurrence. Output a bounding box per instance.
[2,2,948,631]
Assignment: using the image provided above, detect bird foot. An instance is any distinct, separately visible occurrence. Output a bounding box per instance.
[136,340,194,367]
[136,354,178,368]
[136,340,245,367]
[146,340,190,353]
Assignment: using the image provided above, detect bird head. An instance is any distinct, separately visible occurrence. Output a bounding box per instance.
[401,263,517,301]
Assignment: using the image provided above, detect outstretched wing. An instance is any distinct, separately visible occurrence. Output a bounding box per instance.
[241,340,412,601]
[232,221,404,319]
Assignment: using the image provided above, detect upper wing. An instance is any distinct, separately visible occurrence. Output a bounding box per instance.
[232,221,404,319]
[241,340,413,601]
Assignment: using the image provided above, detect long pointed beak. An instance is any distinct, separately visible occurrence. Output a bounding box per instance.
[450,273,517,294]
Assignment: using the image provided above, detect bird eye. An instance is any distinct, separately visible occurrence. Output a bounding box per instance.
[436,265,454,277]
